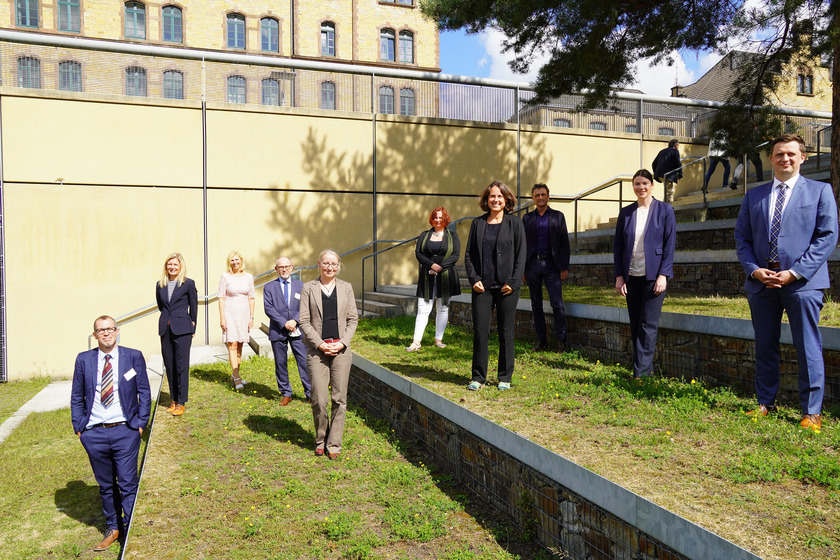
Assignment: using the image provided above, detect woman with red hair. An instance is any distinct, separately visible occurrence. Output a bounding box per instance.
[407,207,461,351]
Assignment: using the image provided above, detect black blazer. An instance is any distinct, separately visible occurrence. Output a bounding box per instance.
[464,212,527,289]
[156,277,198,336]
[522,206,570,271]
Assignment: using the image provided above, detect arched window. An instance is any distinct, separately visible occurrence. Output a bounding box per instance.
[262,78,280,106]
[398,31,413,64]
[321,22,335,56]
[658,126,675,136]
[261,17,279,52]
[380,28,395,62]
[163,70,183,99]
[125,66,146,96]
[125,2,145,39]
[59,60,82,92]
[16,0,39,28]
[17,56,40,88]
[321,81,336,110]
[162,5,182,43]
[227,75,246,103]
[379,85,394,114]
[399,88,415,116]
[227,13,245,49]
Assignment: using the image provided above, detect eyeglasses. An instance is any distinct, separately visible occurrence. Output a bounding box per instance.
[320,262,340,269]
[276,265,293,270]
[94,327,117,335]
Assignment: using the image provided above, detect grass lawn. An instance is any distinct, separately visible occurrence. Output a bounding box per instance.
[126,357,546,560]
[559,285,840,327]
[0,405,153,560]
[355,316,840,560]
[0,377,52,424]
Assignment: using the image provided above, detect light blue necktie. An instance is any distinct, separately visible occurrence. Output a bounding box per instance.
[768,183,787,262]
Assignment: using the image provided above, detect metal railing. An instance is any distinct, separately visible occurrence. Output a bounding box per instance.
[816,124,833,171]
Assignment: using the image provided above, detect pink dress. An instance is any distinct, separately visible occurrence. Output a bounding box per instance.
[219,272,254,343]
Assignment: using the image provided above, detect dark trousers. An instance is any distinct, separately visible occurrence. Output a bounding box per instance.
[703,157,730,189]
[625,276,665,377]
[471,286,519,384]
[271,336,312,398]
[526,258,567,344]
[161,325,192,403]
[79,424,141,531]
[747,287,825,414]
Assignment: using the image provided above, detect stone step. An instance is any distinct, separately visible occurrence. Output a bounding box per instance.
[365,290,416,315]
[247,327,272,357]
[378,284,416,297]
[356,297,402,318]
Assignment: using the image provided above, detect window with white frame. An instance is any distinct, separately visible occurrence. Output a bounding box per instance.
[321,22,335,56]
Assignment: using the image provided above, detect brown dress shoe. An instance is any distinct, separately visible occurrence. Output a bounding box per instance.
[172,404,185,416]
[746,404,777,416]
[93,528,119,551]
[279,396,292,406]
[800,414,822,431]
[167,402,177,413]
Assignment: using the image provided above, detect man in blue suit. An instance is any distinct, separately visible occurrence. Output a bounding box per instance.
[734,133,838,432]
[523,183,571,353]
[264,256,311,406]
[71,315,150,551]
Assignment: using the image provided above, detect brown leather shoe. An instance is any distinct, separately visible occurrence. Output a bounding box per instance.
[167,402,177,413]
[172,404,185,416]
[279,396,292,406]
[746,404,777,417]
[800,414,822,431]
[93,528,119,551]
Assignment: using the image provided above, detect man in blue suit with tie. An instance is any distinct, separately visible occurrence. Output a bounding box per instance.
[734,133,838,432]
[71,315,151,551]
[264,256,312,406]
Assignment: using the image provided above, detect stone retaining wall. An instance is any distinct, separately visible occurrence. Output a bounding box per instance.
[349,355,761,560]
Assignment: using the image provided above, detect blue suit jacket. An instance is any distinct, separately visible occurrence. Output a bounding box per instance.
[613,198,676,281]
[156,278,198,336]
[734,176,838,293]
[264,277,304,341]
[522,206,570,271]
[70,346,151,434]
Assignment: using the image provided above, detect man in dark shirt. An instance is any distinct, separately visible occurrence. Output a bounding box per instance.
[652,138,682,203]
[522,183,571,353]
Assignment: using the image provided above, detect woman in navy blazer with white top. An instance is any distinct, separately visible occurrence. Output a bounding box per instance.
[156,253,198,415]
[614,169,676,378]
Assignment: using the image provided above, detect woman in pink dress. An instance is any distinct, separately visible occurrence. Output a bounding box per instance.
[218,250,255,389]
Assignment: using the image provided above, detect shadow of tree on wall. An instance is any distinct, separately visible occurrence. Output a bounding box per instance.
[260,118,553,289]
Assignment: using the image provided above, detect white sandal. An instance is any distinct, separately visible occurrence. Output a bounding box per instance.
[434,339,446,348]
[406,341,422,352]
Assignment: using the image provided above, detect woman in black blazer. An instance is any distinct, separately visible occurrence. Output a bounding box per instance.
[613,169,676,378]
[464,181,526,391]
[156,252,198,416]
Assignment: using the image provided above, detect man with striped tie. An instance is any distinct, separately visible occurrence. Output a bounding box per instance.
[71,315,151,551]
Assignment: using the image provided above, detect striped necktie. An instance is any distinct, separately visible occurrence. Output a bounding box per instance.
[768,183,788,262]
[101,354,114,408]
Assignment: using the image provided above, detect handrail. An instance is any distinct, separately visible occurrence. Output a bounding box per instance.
[816,124,832,171]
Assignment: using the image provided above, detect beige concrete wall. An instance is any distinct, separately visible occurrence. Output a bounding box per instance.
[1,90,713,380]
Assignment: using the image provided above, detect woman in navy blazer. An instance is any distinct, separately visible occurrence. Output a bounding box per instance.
[156,253,198,415]
[613,169,676,378]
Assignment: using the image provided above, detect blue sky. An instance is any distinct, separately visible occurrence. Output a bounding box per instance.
[438,29,724,97]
